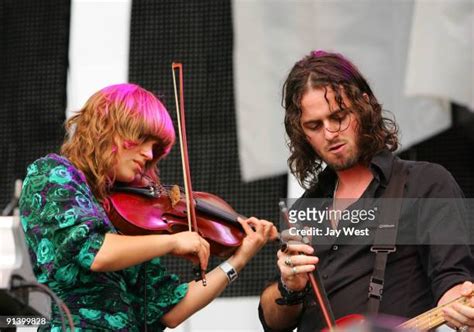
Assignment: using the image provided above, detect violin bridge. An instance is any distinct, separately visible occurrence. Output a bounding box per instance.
[169,185,181,208]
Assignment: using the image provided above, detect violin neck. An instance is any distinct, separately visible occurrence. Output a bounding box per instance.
[195,198,244,230]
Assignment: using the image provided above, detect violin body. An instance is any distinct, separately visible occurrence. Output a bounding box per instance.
[105,185,245,258]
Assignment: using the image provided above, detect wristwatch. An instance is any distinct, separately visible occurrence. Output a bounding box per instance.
[219,261,238,284]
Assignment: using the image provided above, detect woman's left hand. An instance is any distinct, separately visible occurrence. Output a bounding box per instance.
[230,217,278,267]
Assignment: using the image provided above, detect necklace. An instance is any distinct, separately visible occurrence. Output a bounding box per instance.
[331,179,339,229]
[333,179,339,199]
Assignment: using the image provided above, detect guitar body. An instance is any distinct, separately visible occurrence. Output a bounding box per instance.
[321,314,365,331]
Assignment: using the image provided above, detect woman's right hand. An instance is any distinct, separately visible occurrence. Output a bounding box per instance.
[277,232,318,292]
[170,231,210,271]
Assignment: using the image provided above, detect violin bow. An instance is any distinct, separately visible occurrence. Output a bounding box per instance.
[172,62,207,286]
[279,201,336,330]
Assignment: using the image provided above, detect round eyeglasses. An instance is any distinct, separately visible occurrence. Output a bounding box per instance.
[325,108,351,133]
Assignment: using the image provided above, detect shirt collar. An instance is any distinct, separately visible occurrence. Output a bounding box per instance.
[369,149,394,187]
[316,149,394,196]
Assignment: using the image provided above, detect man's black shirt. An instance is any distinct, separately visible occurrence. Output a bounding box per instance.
[259,150,473,331]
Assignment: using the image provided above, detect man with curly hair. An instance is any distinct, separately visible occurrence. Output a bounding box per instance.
[259,51,474,331]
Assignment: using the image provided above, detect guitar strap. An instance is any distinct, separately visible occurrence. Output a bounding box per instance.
[367,158,408,315]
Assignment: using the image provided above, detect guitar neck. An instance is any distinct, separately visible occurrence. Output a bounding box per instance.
[397,295,470,330]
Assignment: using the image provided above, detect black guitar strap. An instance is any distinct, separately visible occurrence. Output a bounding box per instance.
[367,158,408,315]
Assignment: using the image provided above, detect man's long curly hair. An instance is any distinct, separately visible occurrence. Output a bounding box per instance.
[61,83,175,201]
[284,51,399,189]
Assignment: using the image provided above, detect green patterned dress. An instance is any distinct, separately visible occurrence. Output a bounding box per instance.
[19,154,188,331]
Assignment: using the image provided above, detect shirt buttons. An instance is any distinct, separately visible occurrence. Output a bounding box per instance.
[332,245,339,251]
[323,274,328,279]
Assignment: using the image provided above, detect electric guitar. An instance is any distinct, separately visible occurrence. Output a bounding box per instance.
[398,293,472,331]
[323,292,473,331]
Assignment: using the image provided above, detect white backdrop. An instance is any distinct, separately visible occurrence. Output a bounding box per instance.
[66,0,131,118]
[235,0,473,183]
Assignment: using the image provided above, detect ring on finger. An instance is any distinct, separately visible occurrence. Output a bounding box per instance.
[284,255,293,267]
[292,266,297,275]
[457,326,469,332]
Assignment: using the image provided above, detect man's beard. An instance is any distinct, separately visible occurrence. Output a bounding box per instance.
[321,144,360,171]
[329,152,360,171]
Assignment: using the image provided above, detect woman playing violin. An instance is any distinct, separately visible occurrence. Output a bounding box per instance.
[19,83,277,331]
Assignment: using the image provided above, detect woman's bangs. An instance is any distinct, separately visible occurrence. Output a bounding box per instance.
[136,99,175,157]
[145,99,174,137]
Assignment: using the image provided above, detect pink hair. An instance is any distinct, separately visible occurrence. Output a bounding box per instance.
[61,83,175,200]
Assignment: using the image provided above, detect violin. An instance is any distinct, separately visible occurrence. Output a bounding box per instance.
[104,62,247,285]
[105,184,246,258]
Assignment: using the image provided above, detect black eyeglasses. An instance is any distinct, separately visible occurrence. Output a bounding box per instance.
[325,108,351,133]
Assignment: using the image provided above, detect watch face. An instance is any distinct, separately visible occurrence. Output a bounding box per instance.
[220,261,238,283]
